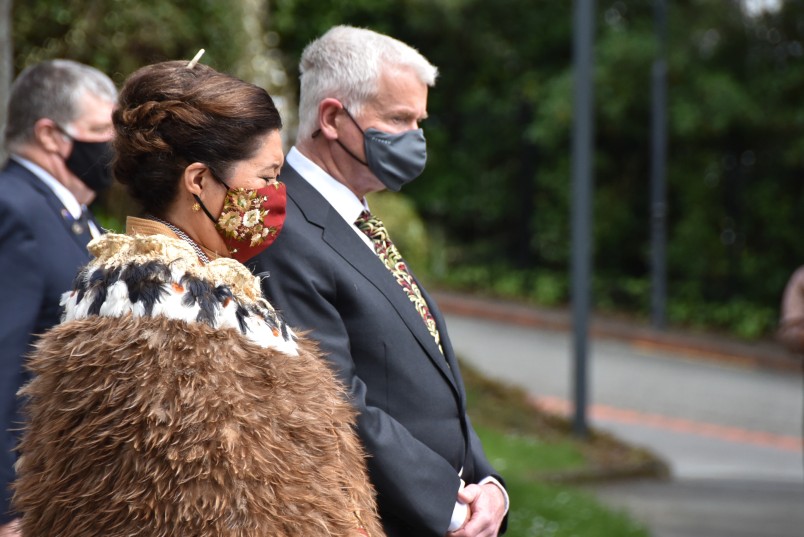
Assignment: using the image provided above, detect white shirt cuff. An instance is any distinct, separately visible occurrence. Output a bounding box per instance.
[448,498,469,532]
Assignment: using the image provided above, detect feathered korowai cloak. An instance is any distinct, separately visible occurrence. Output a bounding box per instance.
[14,233,384,537]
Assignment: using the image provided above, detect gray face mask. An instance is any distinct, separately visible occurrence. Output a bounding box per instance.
[339,108,427,192]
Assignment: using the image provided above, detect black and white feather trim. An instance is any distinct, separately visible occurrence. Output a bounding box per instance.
[62,257,298,356]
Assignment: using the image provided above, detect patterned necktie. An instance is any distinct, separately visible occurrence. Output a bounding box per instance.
[355,210,443,354]
[80,206,101,239]
[66,206,92,240]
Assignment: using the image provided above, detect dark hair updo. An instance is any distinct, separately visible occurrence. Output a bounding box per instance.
[113,60,282,216]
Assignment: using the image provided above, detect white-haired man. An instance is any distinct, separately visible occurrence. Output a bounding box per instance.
[252,26,508,536]
[0,59,116,534]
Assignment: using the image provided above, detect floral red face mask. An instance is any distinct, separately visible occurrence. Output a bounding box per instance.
[195,181,287,263]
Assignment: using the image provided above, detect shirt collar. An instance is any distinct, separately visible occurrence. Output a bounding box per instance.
[286,147,370,227]
[11,154,83,219]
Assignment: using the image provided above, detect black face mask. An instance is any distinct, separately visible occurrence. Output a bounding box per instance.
[58,126,114,193]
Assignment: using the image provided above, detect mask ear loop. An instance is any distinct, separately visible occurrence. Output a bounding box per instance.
[335,107,370,166]
[193,194,218,224]
[52,123,73,140]
[341,107,365,133]
[193,168,230,225]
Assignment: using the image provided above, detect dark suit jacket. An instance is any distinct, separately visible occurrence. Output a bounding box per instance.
[0,159,94,524]
[251,163,505,536]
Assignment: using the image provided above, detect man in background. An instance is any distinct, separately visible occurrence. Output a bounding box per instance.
[778,266,804,354]
[252,26,508,536]
[0,59,116,534]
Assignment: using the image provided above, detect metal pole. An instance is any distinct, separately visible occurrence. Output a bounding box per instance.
[571,0,596,438]
[650,0,668,329]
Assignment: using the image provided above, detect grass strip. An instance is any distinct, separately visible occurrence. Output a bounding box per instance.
[462,360,663,536]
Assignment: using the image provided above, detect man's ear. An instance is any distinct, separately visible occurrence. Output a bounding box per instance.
[33,118,66,153]
[317,98,344,140]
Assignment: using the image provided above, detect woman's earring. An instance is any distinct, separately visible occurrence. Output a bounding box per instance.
[192,202,201,212]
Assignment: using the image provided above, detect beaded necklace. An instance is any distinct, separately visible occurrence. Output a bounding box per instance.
[145,215,211,264]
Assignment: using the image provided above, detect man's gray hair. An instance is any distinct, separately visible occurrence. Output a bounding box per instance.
[296,25,438,141]
[4,59,117,150]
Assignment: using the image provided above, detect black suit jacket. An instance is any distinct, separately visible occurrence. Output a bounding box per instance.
[251,163,504,536]
[0,159,94,523]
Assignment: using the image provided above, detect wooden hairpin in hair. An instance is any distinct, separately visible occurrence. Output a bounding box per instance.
[187,49,205,69]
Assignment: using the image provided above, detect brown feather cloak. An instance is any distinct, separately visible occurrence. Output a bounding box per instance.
[13,233,384,537]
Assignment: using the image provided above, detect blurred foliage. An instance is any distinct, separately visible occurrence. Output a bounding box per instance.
[12,0,804,339]
[268,0,804,339]
[12,0,249,84]
[93,209,124,234]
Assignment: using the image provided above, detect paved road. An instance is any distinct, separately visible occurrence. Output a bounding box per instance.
[444,312,804,537]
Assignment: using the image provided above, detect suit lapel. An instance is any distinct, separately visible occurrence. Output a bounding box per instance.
[284,166,458,389]
[8,161,93,248]
[419,283,463,379]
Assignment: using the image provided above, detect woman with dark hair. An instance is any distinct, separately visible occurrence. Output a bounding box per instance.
[13,59,382,537]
